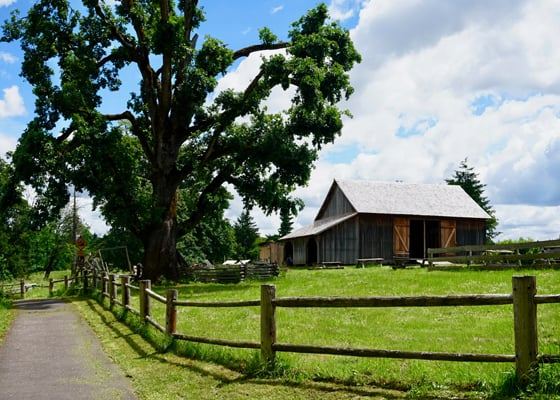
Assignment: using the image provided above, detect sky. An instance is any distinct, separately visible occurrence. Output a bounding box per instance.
[1,0,559,241]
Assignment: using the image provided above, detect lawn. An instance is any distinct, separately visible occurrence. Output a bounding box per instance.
[128,266,560,396]
[6,266,560,398]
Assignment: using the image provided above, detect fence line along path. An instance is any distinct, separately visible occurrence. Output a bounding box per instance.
[56,271,560,388]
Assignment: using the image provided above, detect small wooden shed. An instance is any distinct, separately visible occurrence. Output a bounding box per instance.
[281,179,490,266]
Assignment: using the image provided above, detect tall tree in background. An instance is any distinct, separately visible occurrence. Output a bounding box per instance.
[2,1,361,281]
[446,158,500,243]
[278,205,295,238]
[233,210,259,260]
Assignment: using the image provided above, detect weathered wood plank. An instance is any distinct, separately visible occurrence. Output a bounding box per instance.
[273,294,513,308]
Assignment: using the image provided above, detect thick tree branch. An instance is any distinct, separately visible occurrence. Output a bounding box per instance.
[177,170,230,234]
[233,42,288,60]
[104,111,155,164]
[94,2,136,52]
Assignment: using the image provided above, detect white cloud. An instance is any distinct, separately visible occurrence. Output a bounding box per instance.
[0,51,17,64]
[221,0,560,240]
[0,0,16,7]
[0,86,25,118]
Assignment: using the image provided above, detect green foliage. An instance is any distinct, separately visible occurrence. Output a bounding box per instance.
[233,210,260,260]
[2,1,361,280]
[446,158,500,243]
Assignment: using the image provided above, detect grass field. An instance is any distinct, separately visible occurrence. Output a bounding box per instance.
[120,266,560,397]
[4,266,560,398]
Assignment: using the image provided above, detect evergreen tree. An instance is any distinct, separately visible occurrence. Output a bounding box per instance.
[446,158,500,243]
[278,206,294,238]
[233,210,259,260]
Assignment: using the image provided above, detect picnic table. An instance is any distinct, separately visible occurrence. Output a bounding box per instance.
[356,258,384,268]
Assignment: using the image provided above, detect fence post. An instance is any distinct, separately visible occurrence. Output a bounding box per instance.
[83,270,89,293]
[260,284,277,366]
[166,289,178,336]
[20,279,25,299]
[109,274,116,309]
[121,275,131,308]
[49,278,54,296]
[64,275,69,290]
[102,273,108,297]
[139,280,151,322]
[512,275,538,386]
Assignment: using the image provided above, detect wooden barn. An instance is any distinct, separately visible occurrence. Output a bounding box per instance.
[281,179,490,266]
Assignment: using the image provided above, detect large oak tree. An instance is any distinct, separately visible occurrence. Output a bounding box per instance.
[2,1,361,280]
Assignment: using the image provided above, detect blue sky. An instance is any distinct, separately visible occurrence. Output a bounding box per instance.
[1,0,560,241]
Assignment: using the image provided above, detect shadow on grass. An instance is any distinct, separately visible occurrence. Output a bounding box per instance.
[77,292,560,400]
[79,296,412,399]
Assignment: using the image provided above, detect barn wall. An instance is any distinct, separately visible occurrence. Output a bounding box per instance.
[258,242,284,264]
[358,214,393,259]
[320,186,355,218]
[318,218,359,264]
[456,219,487,245]
[291,237,308,265]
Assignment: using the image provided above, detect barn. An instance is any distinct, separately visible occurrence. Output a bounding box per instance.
[281,179,490,266]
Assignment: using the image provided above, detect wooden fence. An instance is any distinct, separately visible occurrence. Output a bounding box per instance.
[69,271,560,387]
[0,280,26,298]
[427,239,560,269]
[186,263,279,283]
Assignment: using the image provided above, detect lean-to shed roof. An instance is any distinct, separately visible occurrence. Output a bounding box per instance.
[281,212,357,240]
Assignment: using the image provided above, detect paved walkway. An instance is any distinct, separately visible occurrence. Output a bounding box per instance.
[0,298,138,400]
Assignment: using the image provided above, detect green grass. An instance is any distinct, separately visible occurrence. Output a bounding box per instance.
[75,296,409,399]
[0,296,14,346]
[135,267,560,397]
[6,267,559,398]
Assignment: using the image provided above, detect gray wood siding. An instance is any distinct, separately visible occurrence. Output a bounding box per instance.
[456,219,487,246]
[292,237,307,265]
[358,215,393,259]
[318,217,359,264]
[319,186,355,219]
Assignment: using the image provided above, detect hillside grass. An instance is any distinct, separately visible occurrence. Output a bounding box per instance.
[115,266,560,397]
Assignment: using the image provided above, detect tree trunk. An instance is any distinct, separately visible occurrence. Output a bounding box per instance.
[143,216,180,282]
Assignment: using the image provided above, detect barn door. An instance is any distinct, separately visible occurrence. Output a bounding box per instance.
[440,220,457,249]
[393,217,410,257]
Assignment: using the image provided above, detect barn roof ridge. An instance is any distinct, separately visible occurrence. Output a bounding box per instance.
[332,178,491,220]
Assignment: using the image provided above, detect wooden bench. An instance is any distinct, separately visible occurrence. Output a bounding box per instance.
[356,258,384,268]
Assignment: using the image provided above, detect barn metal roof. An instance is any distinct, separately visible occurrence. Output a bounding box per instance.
[332,179,491,220]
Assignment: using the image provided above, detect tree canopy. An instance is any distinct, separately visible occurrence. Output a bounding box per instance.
[2,1,361,280]
[446,158,500,243]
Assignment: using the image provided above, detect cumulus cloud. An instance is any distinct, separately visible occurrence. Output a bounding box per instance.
[0,86,25,118]
[0,0,16,7]
[220,0,560,241]
[0,51,17,63]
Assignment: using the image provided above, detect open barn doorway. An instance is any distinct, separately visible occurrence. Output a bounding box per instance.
[409,220,440,259]
[306,238,318,265]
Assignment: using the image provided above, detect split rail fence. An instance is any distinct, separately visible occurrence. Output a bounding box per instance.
[53,271,560,387]
[427,239,560,269]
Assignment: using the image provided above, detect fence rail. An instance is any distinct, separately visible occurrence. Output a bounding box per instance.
[0,280,26,298]
[427,239,560,268]
[73,271,560,387]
